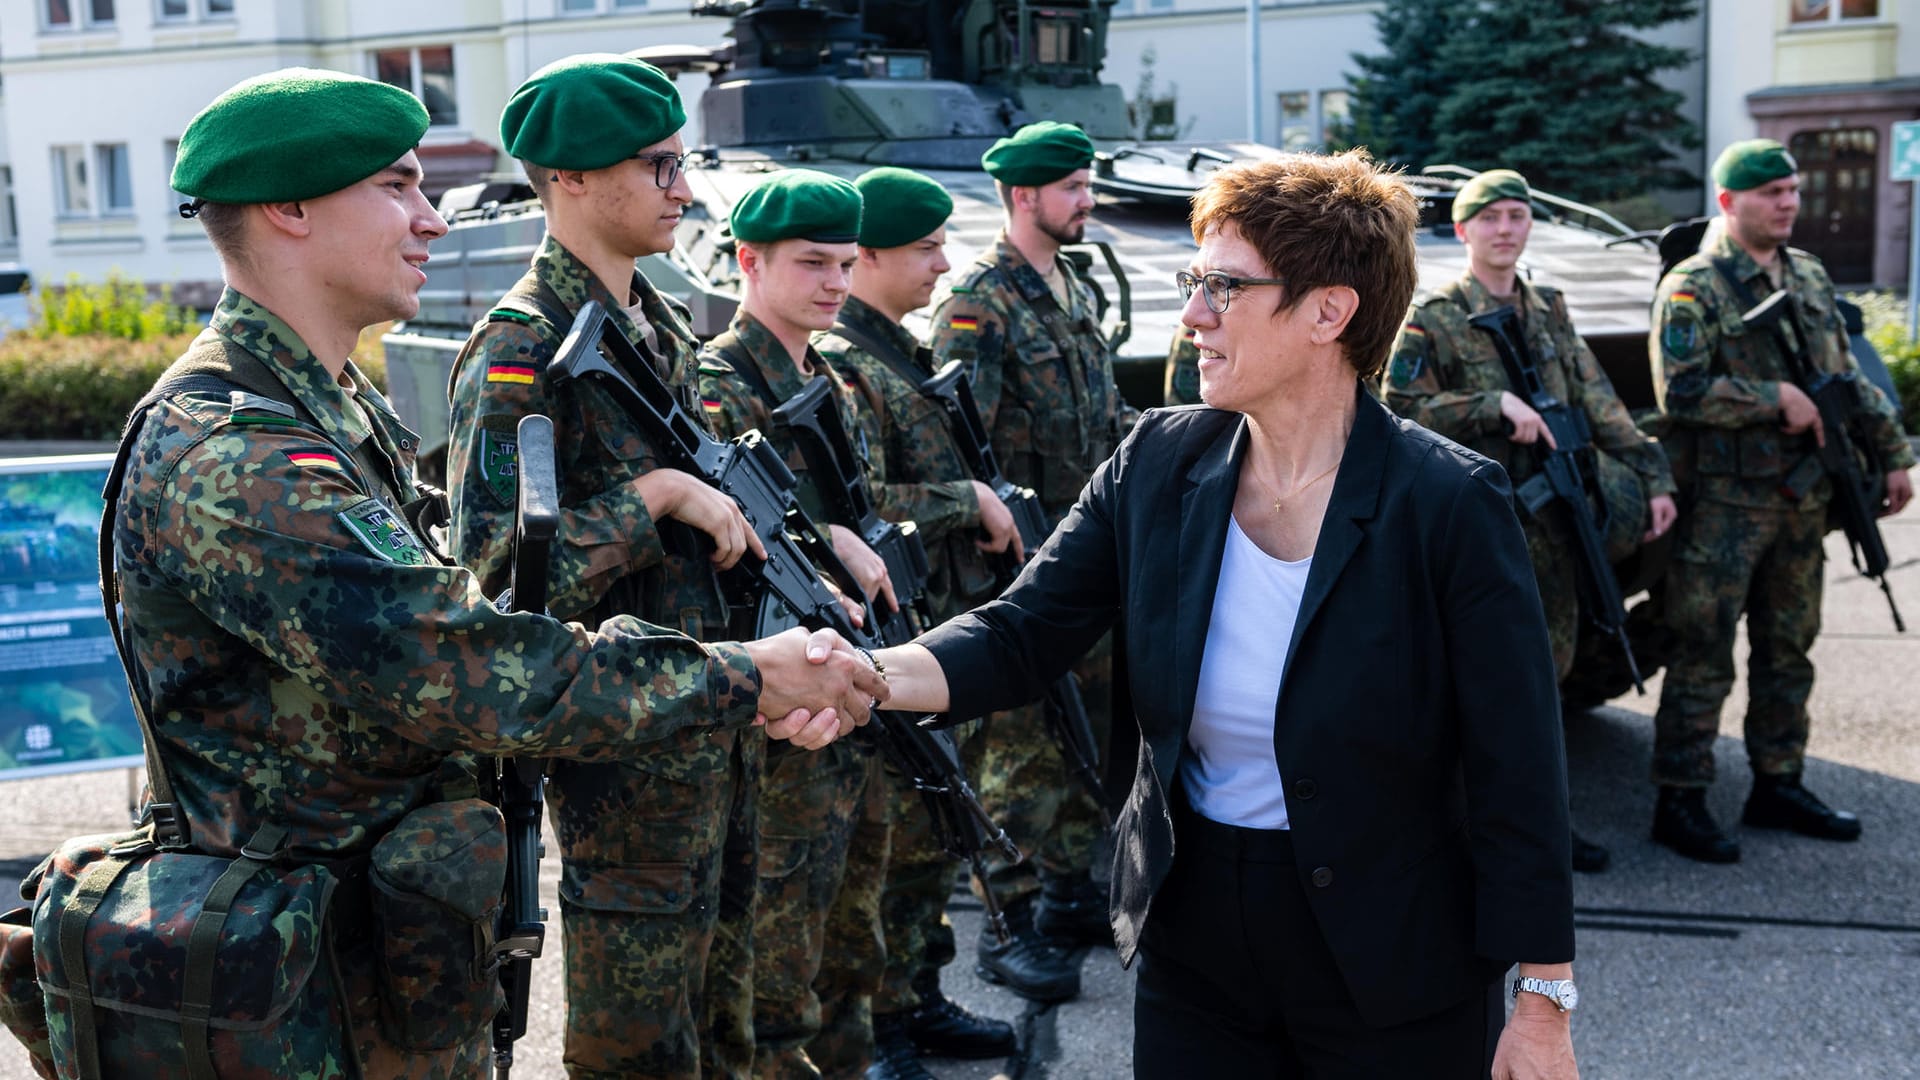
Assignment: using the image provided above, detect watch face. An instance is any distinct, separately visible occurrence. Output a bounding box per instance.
[1557,983,1579,1011]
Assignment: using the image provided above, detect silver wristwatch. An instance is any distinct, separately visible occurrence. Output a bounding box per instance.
[1511,976,1579,1012]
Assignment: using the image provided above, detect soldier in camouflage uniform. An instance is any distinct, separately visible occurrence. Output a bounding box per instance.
[1647,140,1915,863]
[812,168,1023,1079]
[927,121,1137,1003]
[1382,170,1679,873]
[696,171,895,1080]
[444,55,770,1079]
[1164,325,1202,406]
[73,68,882,1080]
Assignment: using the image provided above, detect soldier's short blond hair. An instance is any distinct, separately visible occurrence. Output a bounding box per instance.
[1188,150,1418,380]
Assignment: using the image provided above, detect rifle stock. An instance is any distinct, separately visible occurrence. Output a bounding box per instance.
[921,360,1114,818]
[548,301,1023,942]
[488,413,557,1080]
[1743,290,1905,631]
[1469,306,1645,693]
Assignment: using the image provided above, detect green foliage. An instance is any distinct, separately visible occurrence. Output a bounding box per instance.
[0,332,190,440]
[30,272,197,341]
[1349,0,1700,204]
[1852,291,1920,432]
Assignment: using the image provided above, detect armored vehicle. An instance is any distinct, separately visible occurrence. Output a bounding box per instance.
[383,0,1666,469]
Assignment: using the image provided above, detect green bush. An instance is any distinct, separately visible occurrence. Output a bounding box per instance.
[30,272,196,341]
[1850,291,1920,433]
[0,320,393,443]
[0,333,190,440]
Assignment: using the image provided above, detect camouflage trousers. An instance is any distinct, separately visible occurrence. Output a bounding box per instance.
[809,752,891,1078]
[964,631,1113,904]
[872,752,962,1015]
[1652,497,1825,787]
[752,739,878,1080]
[548,728,762,1079]
[1521,515,1579,683]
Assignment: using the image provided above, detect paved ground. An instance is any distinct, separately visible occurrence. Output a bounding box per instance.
[0,518,1916,1078]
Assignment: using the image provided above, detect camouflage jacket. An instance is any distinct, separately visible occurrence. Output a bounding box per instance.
[1164,325,1202,406]
[697,310,874,530]
[1652,228,1914,507]
[927,232,1139,523]
[446,235,730,641]
[1384,272,1676,500]
[813,296,998,615]
[114,289,760,862]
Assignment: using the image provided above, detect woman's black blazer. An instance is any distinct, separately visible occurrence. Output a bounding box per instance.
[920,384,1576,1028]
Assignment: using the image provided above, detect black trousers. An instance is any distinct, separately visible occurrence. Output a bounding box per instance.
[1133,804,1502,1079]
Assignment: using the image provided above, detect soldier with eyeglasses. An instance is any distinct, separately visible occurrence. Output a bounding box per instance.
[446,54,777,1079]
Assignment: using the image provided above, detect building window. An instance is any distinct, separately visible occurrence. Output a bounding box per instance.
[1320,89,1350,147]
[0,167,16,248]
[52,146,89,217]
[374,46,458,127]
[164,138,189,216]
[561,0,647,12]
[52,143,132,218]
[1278,91,1312,151]
[96,144,133,213]
[1789,0,1878,24]
[43,0,115,30]
[158,0,233,21]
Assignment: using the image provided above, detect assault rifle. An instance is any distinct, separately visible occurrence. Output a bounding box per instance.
[487,413,556,1080]
[1469,307,1646,693]
[771,375,933,647]
[1742,289,1905,632]
[548,300,1022,942]
[921,360,1113,821]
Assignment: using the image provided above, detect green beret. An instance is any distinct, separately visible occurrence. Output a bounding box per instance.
[1713,139,1798,192]
[1451,169,1531,224]
[854,168,953,249]
[982,121,1097,187]
[172,68,429,204]
[731,170,863,245]
[501,54,686,171]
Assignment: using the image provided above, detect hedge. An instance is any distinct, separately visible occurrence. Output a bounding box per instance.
[0,327,392,442]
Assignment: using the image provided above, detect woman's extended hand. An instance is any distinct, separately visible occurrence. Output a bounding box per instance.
[1490,993,1578,1080]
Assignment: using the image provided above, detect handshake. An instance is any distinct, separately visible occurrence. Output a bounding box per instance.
[743,626,892,750]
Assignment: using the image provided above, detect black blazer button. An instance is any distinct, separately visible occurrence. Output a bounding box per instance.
[1310,866,1334,888]
[1292,779,1317,800]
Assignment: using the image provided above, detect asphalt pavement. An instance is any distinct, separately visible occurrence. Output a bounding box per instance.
[0,519,1915,1079]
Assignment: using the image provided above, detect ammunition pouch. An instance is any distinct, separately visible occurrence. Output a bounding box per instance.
[1694,425,1793,480]
[29,823,345,1080]
[367,798,507,1052]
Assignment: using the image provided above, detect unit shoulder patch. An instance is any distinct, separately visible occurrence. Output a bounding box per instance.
[338,496,430,565]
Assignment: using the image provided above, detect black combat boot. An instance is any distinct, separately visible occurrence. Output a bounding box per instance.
[1570,829,1611,874]
[975,894,1080,1003]
[1033,873,1113,948]
[1742,773,1862,841]
[901,970,1017,1058]
[1651,786,1741,863]
[867,1012,937,1080]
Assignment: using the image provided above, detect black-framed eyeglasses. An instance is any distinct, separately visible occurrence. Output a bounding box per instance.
[633,150,691,190]
[1175,269,1287,314]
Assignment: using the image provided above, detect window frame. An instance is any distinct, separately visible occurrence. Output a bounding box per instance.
[1788,0,1881,27]
[94,142,134,216]
[42,0,117,32]
[50,144,90,219]
[371,44,460,129]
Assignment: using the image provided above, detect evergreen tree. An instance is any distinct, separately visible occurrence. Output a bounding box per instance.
[1347,1,1463,170]
[1347,0,1699,203]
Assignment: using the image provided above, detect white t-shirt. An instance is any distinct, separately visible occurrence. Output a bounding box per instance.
[1179,515,1311,830]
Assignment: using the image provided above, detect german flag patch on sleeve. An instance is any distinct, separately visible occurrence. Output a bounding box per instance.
[285,449,345,472]
[487,364,537,385]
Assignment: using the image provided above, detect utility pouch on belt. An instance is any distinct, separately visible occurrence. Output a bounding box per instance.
[368,797,507,1051]
[30,821,343,1080]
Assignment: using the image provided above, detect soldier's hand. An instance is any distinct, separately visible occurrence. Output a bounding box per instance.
[1883,468,1913,517]
[746,627,887,745]
[636,470,767,569]
[1777,382,1825,447]
[972,481,1026,561]
[1499,392,1558,449]
[827,523,898,615]
[1644,494,1678,541]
